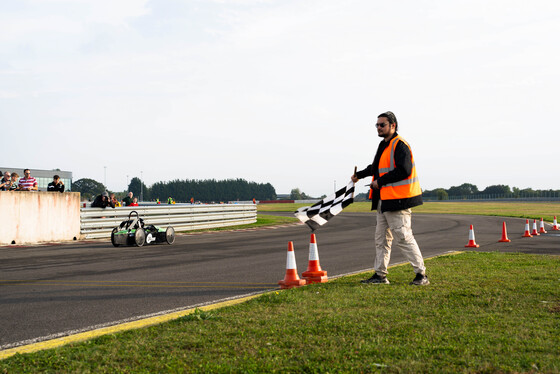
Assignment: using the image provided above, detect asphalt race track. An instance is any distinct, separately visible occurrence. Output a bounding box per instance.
[1,213,558,349]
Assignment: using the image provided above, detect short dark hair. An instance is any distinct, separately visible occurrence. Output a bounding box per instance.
[378,111,398,131]
[24,169,30,174]
[53,175,60,180]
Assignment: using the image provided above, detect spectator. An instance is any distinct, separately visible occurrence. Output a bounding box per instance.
[122,192,133,206]
[129,197,139,207]
[111,193,122,207]
[7,173,19,191]
[18,169,38,191]
[91,191,115,208]
[47,175,65,193]
[0,171,11,191]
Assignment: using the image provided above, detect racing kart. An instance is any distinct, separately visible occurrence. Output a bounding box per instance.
[111,211,175,247]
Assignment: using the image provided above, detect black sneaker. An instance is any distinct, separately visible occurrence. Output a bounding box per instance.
[410,273,429,286]
[361,273,390,284]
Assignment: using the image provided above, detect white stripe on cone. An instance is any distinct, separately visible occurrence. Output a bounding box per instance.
[309,242,319,261]
[286,246,297,270]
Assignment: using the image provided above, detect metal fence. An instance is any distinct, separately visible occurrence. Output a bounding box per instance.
[80,204,257,239]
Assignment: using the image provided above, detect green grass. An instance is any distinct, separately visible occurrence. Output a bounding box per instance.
[259,201,560,222]
[2,252,558,373]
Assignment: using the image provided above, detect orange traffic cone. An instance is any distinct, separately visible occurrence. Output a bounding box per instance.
[278,242,307,289]
[522,219,533,237]
[538,218,547,234]
[302,233,328,284]
[498,221,511,242]
[552,216,559,231]
[465,225,480,248]
[530,219,540,236]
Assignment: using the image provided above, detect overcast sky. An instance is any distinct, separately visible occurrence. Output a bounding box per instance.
[2,0,559,198]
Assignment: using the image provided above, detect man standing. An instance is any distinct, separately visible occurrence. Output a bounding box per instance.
[18,169,38,191]
[351,111,429,286]
[47,175,65,192]
[122,192,133,206]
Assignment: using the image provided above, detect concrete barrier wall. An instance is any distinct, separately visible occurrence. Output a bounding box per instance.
[0,191,81,245]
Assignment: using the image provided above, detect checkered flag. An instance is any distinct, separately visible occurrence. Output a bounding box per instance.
[294,181,355,231]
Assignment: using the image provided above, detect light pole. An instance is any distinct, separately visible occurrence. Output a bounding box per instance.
[104,166,107,189]
[126,175,129,191]
[140,171,143,202]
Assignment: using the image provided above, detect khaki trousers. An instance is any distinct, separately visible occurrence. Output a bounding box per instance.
[374,201,426,276]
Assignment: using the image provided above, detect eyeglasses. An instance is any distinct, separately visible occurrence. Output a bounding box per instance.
[375,123,389,128]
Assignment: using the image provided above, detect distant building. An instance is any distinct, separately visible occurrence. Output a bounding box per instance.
[0,167,72,192]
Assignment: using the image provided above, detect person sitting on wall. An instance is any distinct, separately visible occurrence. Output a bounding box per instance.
[129,197,139,207]
[0,171,11,191]
[91,191,115,208]
[47,175,65,193]
[17,169,38,191]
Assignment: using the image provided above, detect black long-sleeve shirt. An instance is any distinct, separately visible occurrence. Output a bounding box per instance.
[47,182,65,193]
[91,195,115,208]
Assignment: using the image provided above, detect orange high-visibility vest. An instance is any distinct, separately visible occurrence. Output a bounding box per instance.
[370,135,421,200]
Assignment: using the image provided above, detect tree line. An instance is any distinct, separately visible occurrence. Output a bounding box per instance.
[351,183,560,202]
[422,183,559,200]
[72,177,277,202]
[145,178,276,202]
[71,178,558,202]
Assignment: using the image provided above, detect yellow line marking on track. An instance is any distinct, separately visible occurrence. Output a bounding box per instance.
[0,294,261,360]
[0,251,466,361]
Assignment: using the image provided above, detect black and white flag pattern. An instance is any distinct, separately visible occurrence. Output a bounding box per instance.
[294,181,355,231]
